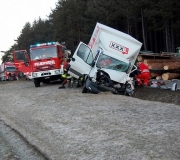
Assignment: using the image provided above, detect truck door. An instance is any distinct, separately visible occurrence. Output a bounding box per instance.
[69,42,94,79]
[13,50,31,76]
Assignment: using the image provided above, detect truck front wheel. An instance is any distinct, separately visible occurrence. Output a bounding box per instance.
[34,79,40,87]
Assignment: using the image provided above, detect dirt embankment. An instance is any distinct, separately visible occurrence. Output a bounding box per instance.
[133,86,180,106]
[0,80,180,160]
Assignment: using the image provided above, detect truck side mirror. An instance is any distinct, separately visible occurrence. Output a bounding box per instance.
[24,61,29,66]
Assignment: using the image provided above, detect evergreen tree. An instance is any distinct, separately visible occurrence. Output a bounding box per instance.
[3,0,180,55]
[16,22,32,51]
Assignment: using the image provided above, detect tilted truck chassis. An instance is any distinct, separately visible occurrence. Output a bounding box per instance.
[69,23,142,96]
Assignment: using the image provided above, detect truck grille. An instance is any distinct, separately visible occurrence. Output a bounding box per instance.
[41,72,51,76]
[36,66,56,72]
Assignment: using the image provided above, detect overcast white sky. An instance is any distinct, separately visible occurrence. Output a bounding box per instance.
[0,0,58,63]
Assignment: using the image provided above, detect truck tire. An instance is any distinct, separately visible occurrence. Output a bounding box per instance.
[34,80,40,87]
[82,84,88,93]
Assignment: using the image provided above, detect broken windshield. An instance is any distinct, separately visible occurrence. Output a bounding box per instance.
[30,46,57,60]
[96,54,130,72]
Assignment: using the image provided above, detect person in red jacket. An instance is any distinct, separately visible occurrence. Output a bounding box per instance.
[136,61,150,86]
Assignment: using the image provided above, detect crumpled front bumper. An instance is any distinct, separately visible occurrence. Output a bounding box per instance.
[85,77,135,95]
[85,78,115,94]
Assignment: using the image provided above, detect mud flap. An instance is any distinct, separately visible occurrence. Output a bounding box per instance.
[85,78,101,94]
[171,83,177,91]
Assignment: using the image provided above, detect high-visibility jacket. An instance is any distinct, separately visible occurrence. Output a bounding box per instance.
[62,73,72,79]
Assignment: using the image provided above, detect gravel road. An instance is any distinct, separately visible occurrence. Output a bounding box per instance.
[0,80,180,160]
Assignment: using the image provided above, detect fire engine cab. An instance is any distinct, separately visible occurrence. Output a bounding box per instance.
[13,42,68,87]
[0,62,17,81]
[13,50,32,79]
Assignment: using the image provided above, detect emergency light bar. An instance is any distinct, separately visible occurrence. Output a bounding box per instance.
[30,42,56,48]
[15,50,27,53]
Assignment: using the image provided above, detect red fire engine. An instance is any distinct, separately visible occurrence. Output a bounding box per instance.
[13,50,32,79]
[13,42,67,87]
[0,62,17,81]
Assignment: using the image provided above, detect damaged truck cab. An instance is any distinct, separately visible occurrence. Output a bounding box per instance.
[69,23,142,95]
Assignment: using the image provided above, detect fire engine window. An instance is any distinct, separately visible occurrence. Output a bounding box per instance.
[30,47,57,60]
[77,44,93,65]
[6,66,16,71]
[15,51,27,61]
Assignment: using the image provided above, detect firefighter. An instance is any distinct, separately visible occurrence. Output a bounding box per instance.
[58,58,72,89]
[66,50,72,60]
[135,61,150,86]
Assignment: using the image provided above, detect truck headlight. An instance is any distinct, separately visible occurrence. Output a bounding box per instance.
[55,70,60,74]
[32,73,38,77]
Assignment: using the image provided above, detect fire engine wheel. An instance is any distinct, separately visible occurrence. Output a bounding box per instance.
[42,80,50,84]
[34,80,40,87]
[35,82,40,87]
[8,76,12,81]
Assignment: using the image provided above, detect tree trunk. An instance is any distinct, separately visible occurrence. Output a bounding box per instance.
[164,62,180,70]
[137,55,144,62]
[156,76,162,80]
[154,31,158,53]
[144,58,180,65]
[150,72,162,78]
[141,8,147,50]
[171,20,175,52]
[162,73,180,80]
[148,63,164,69]
[165,20,171,52]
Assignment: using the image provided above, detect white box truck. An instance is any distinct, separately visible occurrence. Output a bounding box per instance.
[68,22,142,95]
